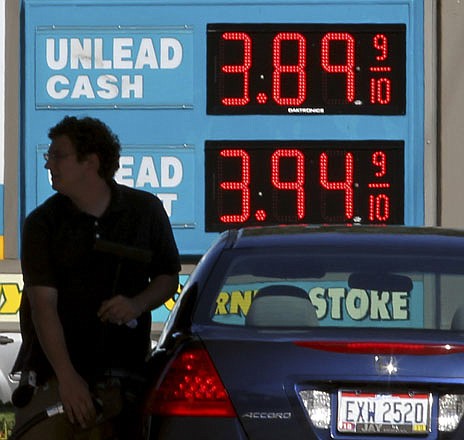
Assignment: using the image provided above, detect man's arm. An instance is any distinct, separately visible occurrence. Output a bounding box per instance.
[98,273,179,325]
[28,286,97,427]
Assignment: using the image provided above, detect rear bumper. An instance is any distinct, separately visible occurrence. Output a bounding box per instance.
[148,416,247,440]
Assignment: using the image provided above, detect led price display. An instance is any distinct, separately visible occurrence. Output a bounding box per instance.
[207,24,406,115]
[205,140,404,231]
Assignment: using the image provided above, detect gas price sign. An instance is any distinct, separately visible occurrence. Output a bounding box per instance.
[22,0,424,257]
[205,141,404,231]
[207,23,406,114]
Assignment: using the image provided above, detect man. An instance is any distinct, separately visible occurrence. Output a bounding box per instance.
[12,116,181,439]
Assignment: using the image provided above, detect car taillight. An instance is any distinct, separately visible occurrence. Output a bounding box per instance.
[294,341,464,355]
[298,390,331,429]
[439,394,464,431]
[144,346,236,417]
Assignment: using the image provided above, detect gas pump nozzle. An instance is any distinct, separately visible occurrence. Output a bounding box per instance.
[94,239,153,264]
[94,238,153,328]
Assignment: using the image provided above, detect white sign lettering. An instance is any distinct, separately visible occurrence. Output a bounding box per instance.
[309,287,409,321]
[115,155,184,216]
[46,74,144,99]
[44,37,183,101]
[37,27,193,107]
[46,37,183,70]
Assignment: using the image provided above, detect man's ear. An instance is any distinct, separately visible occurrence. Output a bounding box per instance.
[87,152,101,172]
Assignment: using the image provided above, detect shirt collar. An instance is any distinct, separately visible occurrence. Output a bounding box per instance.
[105,180,127,215]
[60,180,127,219]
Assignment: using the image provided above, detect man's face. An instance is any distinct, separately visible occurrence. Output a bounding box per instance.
[44,134,90,196]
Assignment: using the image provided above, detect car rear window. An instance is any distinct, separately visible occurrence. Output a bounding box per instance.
[207,250,464,330]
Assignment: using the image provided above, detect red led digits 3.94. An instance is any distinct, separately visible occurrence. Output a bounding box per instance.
[205,141,404,231]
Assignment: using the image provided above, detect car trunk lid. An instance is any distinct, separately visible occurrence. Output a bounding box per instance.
[200,327,464,439]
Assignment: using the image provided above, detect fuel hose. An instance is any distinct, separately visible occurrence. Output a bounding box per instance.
[8,402,65,440]
[9,399,103,440]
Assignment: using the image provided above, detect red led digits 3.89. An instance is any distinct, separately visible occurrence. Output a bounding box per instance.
[205,140,404,231]
[207,24,405,114]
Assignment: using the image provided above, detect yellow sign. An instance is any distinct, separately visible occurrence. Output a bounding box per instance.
[0,275,23,322]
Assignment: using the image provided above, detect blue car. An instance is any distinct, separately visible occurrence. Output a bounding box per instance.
[143,225,464,439]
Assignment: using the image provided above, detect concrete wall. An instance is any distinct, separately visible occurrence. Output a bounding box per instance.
[439,0,464,227]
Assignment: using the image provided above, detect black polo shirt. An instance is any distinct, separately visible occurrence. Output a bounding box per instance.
[14,182,181,383]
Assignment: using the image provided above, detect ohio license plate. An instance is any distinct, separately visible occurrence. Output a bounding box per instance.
[337,391,431,435]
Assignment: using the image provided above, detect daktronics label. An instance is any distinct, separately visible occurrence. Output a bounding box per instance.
[205,140,404,231]
[207,23,406,114]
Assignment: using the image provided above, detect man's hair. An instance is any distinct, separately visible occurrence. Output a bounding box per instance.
[49,116,121,182]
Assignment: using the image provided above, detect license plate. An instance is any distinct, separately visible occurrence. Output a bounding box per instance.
[338,390,431,435]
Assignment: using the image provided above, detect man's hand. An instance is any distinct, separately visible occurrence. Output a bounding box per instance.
[98,273,178,326]
[57,370,97,428]
[98,295,140,326]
